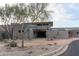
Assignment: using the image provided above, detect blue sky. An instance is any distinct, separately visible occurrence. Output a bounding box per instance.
[49,4,79,28]
[53,20,79,28]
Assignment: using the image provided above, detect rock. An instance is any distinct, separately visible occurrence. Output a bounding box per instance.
[54,42,57,45]
[48,44,52,46]
[28,51,33,54]
[41,47,48,51]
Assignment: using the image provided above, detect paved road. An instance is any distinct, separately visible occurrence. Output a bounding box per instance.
[60,40,79,56]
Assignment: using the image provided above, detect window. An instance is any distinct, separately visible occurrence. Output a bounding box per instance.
[77,32,79,35]
[22,30,24,32]
[18,30,24,33]
[37,24,42,26]
[43,24,48,25]
[18,30,21,33]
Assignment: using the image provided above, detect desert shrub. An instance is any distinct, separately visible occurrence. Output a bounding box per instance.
[8,41,17,47]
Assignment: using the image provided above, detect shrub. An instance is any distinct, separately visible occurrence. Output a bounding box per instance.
[9,41,17,47]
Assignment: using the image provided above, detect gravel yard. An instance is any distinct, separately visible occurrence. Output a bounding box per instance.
[0,38,77,56]
[0,45,61,56]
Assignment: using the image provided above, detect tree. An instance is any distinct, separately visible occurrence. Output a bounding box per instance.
[13,3,52,48]
[28,3,52,22]
[0,4,14,40]
[0,3,53,48]
[0,3,29,48]
[13,3,29,48]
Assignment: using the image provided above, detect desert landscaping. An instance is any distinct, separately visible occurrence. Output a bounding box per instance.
[0,38,77,56]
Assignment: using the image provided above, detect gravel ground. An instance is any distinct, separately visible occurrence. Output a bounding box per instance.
[0,45,61,56]
[0,38,78,56]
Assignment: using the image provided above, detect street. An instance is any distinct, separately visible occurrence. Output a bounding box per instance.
[60,40,79,56]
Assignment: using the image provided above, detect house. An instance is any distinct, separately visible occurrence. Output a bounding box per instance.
[12,22,53,40]
[0,21,79,40]
[47,27,79,39]
[46,28,69,39]
[65,28,79,38]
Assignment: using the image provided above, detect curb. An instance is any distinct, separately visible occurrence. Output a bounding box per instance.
[40,45,68,56]
[53,45,68,56]
[39,38,79,56]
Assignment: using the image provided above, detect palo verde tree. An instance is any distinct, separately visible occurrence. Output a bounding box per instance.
[0,4,14,40]
[12,3,52,48]
[0,3,53,48]
[28,3,52,22]
[13,3,29,48]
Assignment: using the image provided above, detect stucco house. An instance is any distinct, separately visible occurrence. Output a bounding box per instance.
[0,22,79,40]
[11,22,53,40]
[48,27,79,39]
[47,28,69,39]
[66,28,79,38]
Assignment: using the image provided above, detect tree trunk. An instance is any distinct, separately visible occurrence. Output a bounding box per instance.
[22,39,24,48]
[21,23,25,48]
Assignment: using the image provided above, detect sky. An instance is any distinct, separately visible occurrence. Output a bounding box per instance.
[0,1,79,28]
[48,3,79,28]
